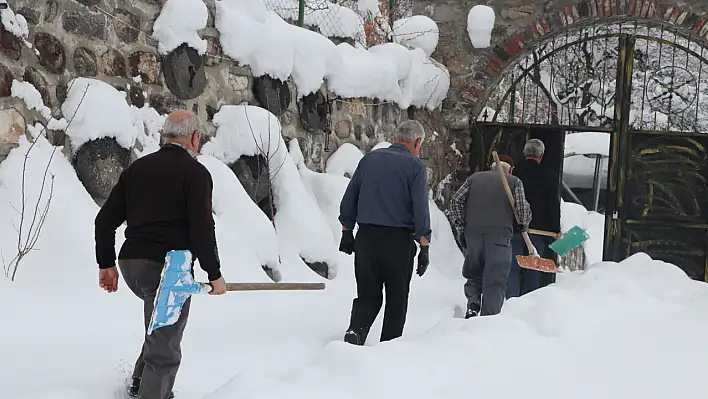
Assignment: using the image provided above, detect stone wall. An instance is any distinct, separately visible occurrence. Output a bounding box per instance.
[0,0,453,207]
[412,0,708,206]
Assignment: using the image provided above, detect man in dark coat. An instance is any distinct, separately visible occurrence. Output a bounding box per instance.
[507,138,562,298]
[95,110,227,399]
[338,120,431,346]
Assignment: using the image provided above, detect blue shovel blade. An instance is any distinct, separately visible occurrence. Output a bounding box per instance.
[148,250,203,335]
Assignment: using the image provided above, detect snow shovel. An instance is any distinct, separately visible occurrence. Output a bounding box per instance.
[147,249,326,335]
[491,151,560,273]
[529,226,589,257]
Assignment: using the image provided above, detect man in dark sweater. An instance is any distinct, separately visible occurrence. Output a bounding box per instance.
[338,120,431,346]
[95,110,225,399]
[507,139,562,298]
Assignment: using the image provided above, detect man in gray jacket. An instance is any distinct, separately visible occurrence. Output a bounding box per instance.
[445,158,531,318]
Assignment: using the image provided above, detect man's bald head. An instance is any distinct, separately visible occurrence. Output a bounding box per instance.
[163,110,202,152]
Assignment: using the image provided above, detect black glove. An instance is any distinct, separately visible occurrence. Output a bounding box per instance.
[339,230,355,255]
[515,221,528,233]
[417,245,430,277]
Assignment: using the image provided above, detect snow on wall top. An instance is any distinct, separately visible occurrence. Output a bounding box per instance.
[61,78,142,154]
[393,16,439,57]
[467,5,495,49]
[0,0,29,40]
[11,80,51,120]
[152,0,209,55]
[215,0,449,110]
[202,104,283,164]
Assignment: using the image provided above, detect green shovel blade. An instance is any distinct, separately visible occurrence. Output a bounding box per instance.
[549,225,589,256]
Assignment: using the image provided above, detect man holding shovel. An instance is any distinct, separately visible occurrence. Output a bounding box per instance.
[446,157,531,318]
[507,139,561,298]
[95,110,226,399]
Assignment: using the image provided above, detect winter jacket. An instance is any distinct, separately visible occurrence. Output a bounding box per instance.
[94,143,222,281]
[512,158,561,233]
[339,143,431,243]
[446,170,531,243]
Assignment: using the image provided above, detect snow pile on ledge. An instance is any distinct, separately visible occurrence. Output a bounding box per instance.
[264,0,365,42]
[61,78,141,153]
[208,252,708,399]
[326,143,363,177]
[202,105,339,278]
[0,0,29,39]
[467,5,495,49]
[11,80,51,119]
[152,0,209,55]
[393,16,439,56]
[215,0,449,110]
[327,42,449,110]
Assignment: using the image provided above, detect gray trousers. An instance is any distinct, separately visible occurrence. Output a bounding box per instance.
[462,229,513,316]
[119,259,192,399]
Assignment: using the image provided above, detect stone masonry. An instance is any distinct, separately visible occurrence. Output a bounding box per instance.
[0,0,452,208]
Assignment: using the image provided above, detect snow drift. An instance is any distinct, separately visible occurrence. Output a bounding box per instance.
[207,252,708,399]
[1,116,706,399]
[202,105,339,279]
[199,155,282,281]
[325,142,363,178]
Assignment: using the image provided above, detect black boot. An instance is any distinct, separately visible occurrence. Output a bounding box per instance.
[344,329,364,345]
[465,303,480,319]
[128,377,175,398]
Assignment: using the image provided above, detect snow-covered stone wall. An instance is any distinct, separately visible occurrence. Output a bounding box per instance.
[0,0,459,206]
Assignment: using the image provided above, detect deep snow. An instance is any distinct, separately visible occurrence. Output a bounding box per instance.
[0,111,704,399]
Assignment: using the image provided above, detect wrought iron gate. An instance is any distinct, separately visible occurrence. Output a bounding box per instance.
[476,21,708,280]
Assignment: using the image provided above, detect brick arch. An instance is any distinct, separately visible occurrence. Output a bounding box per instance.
[468,0,708,116]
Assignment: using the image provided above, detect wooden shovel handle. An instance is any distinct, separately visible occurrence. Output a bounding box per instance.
[225,282,326,291]
[528,229,560,238]
[492,151,522,223]
[492,151,536,255]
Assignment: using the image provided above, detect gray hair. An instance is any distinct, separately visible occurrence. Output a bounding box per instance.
[491,161,512,173]
[523,139,545,158]
[163,112,201,139]
[392,120,426,142]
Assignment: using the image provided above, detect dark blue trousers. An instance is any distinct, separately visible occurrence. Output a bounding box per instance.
[506,232,553,298]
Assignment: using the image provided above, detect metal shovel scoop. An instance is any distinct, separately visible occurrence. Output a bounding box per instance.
[492,151,561,273]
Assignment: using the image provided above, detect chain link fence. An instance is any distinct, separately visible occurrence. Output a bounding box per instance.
[263,0,417,46]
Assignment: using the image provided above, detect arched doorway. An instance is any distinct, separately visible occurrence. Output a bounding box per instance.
[473,19,708,281]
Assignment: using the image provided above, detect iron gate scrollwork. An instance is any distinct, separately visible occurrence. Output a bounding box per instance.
[476,20,708,281]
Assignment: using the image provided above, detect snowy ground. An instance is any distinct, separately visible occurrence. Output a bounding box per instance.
[1,131,707,398]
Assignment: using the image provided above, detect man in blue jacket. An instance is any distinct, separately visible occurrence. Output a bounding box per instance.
[338,120,432,345]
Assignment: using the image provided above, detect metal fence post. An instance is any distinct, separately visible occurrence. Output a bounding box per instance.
[388,0,396,28]
[298,0,305,26]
